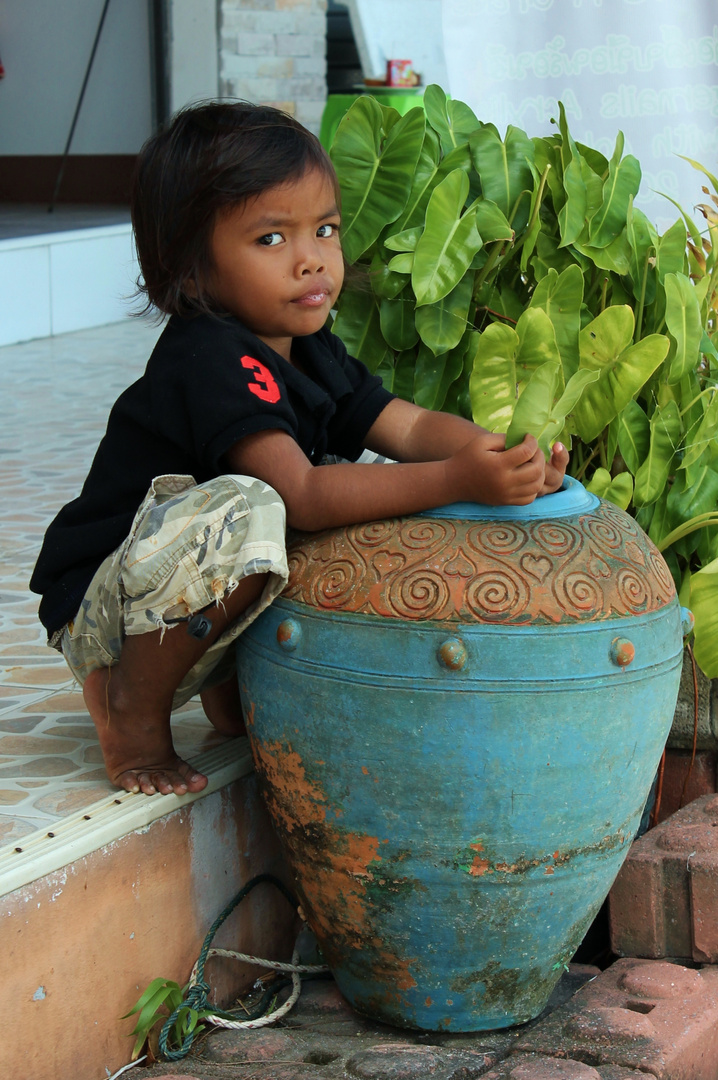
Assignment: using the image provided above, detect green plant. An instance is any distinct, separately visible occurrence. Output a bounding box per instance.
[121,977,215,1060]
[328,85,718,676]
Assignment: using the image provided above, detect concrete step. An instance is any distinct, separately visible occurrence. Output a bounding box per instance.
[1,739,298,1080]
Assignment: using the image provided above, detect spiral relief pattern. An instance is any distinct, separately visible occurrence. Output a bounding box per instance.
[353,520,399,547]
[532,522,579,558]
[399,520,454,551]
[387,569,450,620]
[617,567,651,614]
[310,558,364,609]
[559,572,603,617]
[468,523,527,556]
[466,569,529,622]
[283,501,677,623]
[647,548,677,600]
[284,549,310,599]
[585,515,624,551]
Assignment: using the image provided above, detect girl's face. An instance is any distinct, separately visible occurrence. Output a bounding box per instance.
[207,168,344,362]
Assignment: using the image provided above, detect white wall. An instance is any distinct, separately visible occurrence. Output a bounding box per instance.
[169,0,219,114]
[442,0,718,232]
[339,0,448,88]
[0,0,153,155]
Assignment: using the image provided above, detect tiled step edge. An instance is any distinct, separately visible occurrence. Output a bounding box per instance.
[0,738,253,898]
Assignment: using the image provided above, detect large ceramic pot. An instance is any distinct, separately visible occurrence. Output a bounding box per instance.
[236,479,686,1032]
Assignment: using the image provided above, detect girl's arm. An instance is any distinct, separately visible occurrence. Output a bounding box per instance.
[364,398,569,496]
[224,419,548,534]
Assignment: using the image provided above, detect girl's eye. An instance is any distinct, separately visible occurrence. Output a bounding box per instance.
[258,232,283,246]
[317,223,339,238]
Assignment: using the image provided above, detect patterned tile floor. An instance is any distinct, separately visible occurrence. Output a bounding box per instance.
[0,319,227,849]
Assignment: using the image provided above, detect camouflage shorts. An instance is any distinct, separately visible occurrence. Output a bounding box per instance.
[58,474,288,709]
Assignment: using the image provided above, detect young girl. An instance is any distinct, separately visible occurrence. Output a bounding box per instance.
[31,102,568,798]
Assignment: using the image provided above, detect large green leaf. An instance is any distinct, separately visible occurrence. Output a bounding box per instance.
[415,272,473,355]
[473,198,514,243]
[395,140,472,233]
[617,399,650,475]
[370,250,408,300]
[667,467,718,557]
[528,265,584,379]
[519,159,549,273]
[505,361,560,451]
[380,287,419,351]
[413,342,451,410]
[573,307,669,441]
[627,199,658,306]
[633,399,682,507]
[647,490,676,549]
[656,218,688,283]
[587,131,641,248]
[557,102,586,248]
[393,348,416,401]
[575,230,632,277]
[515,307,562,384]
[690,558,718,677]
[330,98,425,263]
[412,170,482,305]
[384,225,423,252]
[505,363,598,456]
[423,83,480,155]
[586,468,634,510]
[470,124,535,229]
[469,323,518,431]
[664,272,703,383]
[682,386,718,475]
[332,287,388,372]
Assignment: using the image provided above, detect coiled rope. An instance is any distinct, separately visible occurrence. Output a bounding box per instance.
[158,873,329,1061]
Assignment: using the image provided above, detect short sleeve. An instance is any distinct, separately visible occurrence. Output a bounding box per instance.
[321,331,395,460]
[151,317,298,473]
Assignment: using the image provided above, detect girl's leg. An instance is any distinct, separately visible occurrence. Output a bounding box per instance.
[83,571,268,796]
[63,474,288,797]
[200,674,245,737]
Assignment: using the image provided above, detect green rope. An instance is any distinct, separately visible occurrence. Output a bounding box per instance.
[158,873,298,1061]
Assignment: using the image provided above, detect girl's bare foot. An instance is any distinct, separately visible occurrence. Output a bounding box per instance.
[83,666,208,797]
[200,673,246,737]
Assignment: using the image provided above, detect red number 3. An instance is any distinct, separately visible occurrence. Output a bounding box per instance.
[240,356,281,404]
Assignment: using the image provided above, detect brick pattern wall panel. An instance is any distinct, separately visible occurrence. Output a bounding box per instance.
[220,0,328,134]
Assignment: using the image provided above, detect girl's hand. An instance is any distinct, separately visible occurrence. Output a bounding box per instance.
[449,432,546,506]
[541,442,570,496]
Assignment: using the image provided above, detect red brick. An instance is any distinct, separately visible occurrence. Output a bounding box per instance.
[609,794,718,962]
[481,1053,645,1078]
[654,750,717,823]
[515,958,718,1078]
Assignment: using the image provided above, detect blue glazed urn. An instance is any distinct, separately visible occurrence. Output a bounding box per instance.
[236,478,685,1031]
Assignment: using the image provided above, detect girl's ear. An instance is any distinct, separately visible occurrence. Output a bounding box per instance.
[184,277,198,298]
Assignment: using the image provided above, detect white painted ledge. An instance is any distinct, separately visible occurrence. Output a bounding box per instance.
[0,738,254,898]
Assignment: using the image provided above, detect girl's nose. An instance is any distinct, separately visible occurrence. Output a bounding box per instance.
[297,240,325,275]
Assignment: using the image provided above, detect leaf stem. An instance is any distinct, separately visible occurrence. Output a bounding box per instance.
[575,441,602,481]
[633,248,652,344]
[658,512,718,552]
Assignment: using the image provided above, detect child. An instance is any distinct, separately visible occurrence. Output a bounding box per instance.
[30,102,568,799]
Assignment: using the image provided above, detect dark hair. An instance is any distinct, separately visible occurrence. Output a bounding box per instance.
[130,100,338,318]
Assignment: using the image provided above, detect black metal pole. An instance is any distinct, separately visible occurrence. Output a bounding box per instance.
[49,0,113,212]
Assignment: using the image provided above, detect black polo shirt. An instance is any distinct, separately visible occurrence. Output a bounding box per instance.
[30,314,394,635]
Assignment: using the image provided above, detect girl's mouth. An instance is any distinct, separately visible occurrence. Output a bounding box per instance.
[292,289,330,307]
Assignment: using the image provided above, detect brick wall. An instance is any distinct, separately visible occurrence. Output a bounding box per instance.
[219,0,328,135]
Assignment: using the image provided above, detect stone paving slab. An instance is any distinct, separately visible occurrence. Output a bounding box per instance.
[481,1055,646,1079]
[139,966,599,1080]
[609,794,718,962]
[515,958,718,1078]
